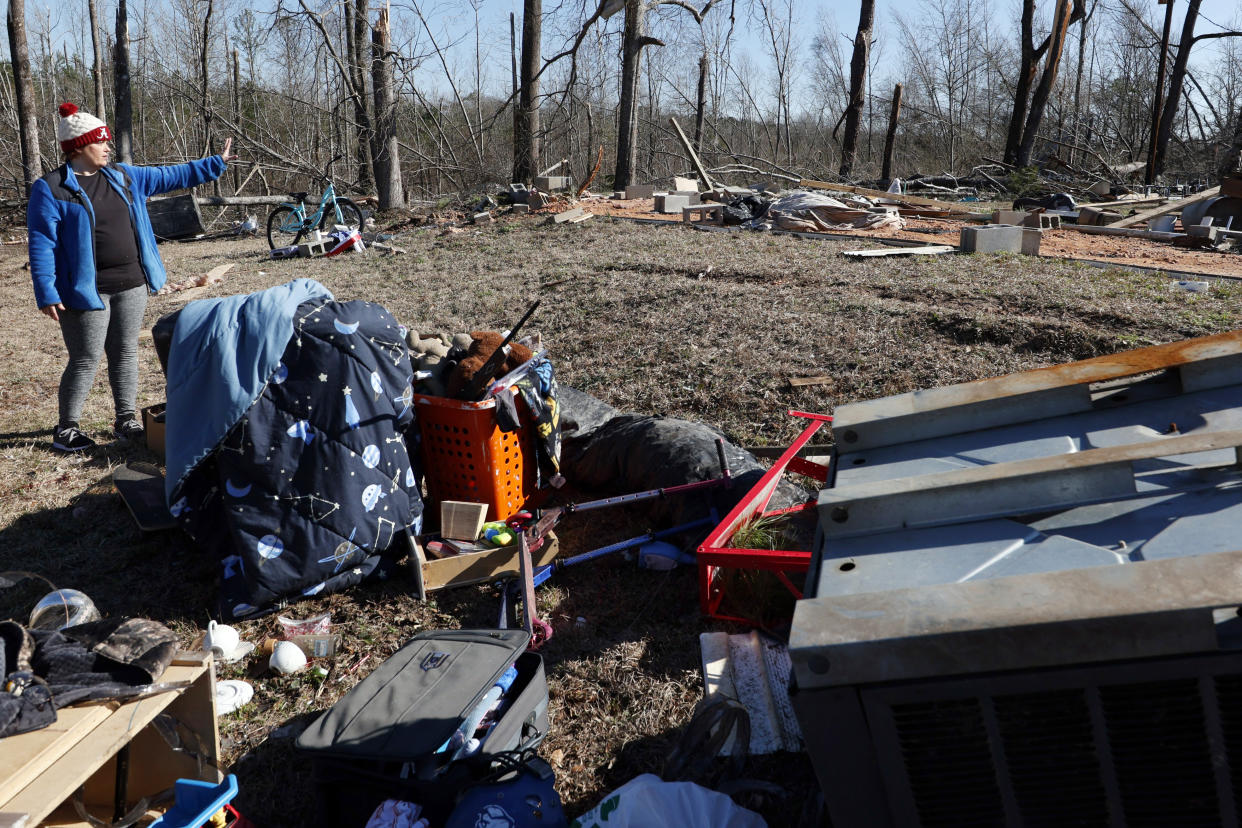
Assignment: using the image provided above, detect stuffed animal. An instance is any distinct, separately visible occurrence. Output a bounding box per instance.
[446,331,534,399]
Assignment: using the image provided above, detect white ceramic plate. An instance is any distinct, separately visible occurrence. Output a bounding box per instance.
[215,679,255,716]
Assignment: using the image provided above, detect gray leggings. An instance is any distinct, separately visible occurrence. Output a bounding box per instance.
[58,284,148,427]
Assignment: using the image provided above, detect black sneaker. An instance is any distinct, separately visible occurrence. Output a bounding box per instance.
[113,417,145,444]
[53,424,96,452]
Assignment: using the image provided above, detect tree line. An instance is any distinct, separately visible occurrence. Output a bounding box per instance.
[3,0,1241,208]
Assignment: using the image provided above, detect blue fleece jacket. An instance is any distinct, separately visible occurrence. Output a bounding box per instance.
[28,156,228,310]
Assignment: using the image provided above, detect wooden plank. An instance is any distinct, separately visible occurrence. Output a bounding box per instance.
[668,117,715,191]
[1077,196,1165,209]
[788,376,834,388]
[0,707,112,803]
[1066,224,1183,241]
[1108,185,1220,228]
[842,245,955,258]
[799,178,970,211]
[0,657,210,826]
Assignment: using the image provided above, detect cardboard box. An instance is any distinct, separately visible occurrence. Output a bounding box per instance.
[142,403,166,459]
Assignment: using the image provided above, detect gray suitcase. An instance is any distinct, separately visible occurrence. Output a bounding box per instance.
[296,628,548,825]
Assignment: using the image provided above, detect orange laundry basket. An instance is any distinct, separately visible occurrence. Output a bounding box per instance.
[413,390,536,523]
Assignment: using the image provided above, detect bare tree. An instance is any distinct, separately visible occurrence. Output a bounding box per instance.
[1151,0,1242,178]
[6,0,41,193]
[371,3,402,207]
[838,0,874,178]
[113,0,133,163]
[1015,0,1076,167]
[345,0,375,193]
[513,0,540,182]
[615,0,718,189]
[87,0,105,118]
[1004,0,1085,165]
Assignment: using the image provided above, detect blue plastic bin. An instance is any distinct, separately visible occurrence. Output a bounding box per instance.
[148,774,238,828]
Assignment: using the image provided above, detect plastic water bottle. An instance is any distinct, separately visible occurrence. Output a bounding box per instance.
[439,665,520,760]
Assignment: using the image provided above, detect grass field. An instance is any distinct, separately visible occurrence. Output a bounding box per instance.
[1,213,1237,825]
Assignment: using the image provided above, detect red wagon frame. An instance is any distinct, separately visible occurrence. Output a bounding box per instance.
[697,410,833,624]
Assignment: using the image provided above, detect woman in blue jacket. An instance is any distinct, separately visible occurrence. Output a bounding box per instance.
[28,102,237,452]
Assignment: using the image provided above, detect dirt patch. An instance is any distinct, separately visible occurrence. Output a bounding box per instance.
[0,218,1238,824]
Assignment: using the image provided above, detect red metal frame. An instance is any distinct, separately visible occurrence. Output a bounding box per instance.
[697,411,832,624]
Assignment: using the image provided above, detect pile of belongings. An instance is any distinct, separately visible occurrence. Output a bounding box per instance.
[1,617,179,738]
[765,192,905,232]
[163,279,423,621]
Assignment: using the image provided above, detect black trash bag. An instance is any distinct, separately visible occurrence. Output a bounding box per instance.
[722,195,770,226]
[558,385,620,442]
[1012,192,1076,211]
[560,410,807,529]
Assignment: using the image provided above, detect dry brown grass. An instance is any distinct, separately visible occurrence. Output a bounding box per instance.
[0,212,1238,825]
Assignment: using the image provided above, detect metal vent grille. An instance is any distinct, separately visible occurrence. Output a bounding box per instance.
[993,689,1108,826]
[876,660,1242,828]
[893,698,1004,827]
[1100,679,1217,827]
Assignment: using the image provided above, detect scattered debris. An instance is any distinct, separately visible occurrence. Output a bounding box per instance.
[158,262,233,293]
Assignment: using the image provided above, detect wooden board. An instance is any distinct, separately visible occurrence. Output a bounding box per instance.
[842,245,955,258]
[113,463,177,531]
[0,655,215,827]
[1107,185,1221,228]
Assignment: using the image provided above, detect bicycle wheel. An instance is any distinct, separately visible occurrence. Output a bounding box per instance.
[267,206,305,249]
[320,197,364,232]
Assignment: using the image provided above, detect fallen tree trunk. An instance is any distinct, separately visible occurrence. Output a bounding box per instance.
[193,195,296,206]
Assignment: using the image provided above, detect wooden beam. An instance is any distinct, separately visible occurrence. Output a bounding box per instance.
[842,245,955,258]
[799,179,970,212]
[1107,185,1220,228]
[668,116,715,191]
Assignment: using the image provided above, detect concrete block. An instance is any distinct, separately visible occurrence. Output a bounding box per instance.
[673,190,702,205]
[471,211,492,223]
[511,203,530,214]
[673,176,700,192]
[534,175,570,192]
[507,183,529,204]
[1021,228,1043,256]
[992,209,1029,226]
[1188,224,1219,241]
[625,184,656,199]
[960,224,1025,254]
[654,193,691,214]
[682,204,724,225]
[297,238,332,257]
[1021,213,1060,230]
[612,191,626,200]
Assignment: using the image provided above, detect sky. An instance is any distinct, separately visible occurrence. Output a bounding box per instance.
[443,0,1242,101]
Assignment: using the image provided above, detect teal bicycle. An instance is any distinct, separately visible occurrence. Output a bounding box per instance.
[266,155,364,249]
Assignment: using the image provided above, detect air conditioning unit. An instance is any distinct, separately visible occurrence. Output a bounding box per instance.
[790,331,1242,828]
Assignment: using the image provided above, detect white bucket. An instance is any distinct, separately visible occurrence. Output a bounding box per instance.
[1148,215,1176,232]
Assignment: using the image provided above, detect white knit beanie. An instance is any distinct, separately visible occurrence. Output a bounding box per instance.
[56,102,111,153]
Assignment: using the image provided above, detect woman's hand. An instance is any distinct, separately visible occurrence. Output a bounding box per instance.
[221,138,238,163]
[39,303,64,322]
